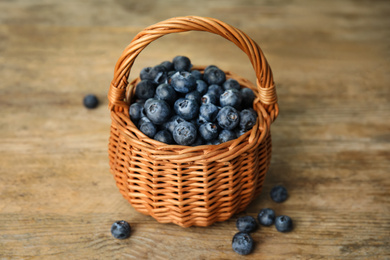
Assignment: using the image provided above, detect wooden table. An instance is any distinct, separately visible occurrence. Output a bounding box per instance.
[1,1,389,259]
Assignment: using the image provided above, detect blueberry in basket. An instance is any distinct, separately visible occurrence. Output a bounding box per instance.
[128,56,259,145]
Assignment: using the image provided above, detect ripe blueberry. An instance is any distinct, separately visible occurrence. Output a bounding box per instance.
[138,117,157,138]
[240,87,256,108]
[257,208,276,226]
[270,185,288,203]
[239,109,257,131]
[196,80,208,95]
[199,103,219,122]
[199,122,219,141]
[174,98,199,120]
[236,216,258,233]
[144,99,171,125]
[207,84,224,97]
[218,129,236,143]
[170,71,196,93]
[173,121,197,146]
[154,83,177,105]
[83,94,99,109]
[201,93,218,105]
[129,102,144,122]
[223,78,241,91]
[204,67,226,85]
[217,106,240,130]
[275,215,293,232]
[220,89,242,109]
[154,129,174,144]
[185,91,202,105]
[111,220,131,240]
[191,70,203,80]
[135,80,155,100]
[162,115,186,133]
[173,55,192,71]
[160,60,174,71]
[232,232,254,255]
[149,64,168,85]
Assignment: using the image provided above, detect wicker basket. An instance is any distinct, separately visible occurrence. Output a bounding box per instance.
[107,16,279,228]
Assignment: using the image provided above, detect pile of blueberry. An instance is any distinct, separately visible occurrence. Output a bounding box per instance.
[232,185,293,255]
[128,56,257,146]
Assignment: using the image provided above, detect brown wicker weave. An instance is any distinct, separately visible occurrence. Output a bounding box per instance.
[107,16,279,228]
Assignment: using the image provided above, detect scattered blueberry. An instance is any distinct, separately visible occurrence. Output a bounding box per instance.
[232,232,254,255]
[239,109,257,131]
[223,78,241,91]
[240,87,256,108]
[154,129,174,144]
[270,185,288,203]
[174,98,199,120]
[144,99,171,125]
[83,94,99,109]
[173,121,197,145]
[204,67,226,85]
[173,55,192,72]
[155,83,177,105]
[217,106,240,130]
[220,89,242,109]
[257,208,276,226]
[135,80,155,100]
[218,129,236,143]
[111,220,131,240]
[199,103,219,122]
[199,122,219,141]
[170,71,196,93]
[275,215,293,232]
[236,216,258,233]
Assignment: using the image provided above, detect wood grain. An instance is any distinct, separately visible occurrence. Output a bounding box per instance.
[1,0,390,259]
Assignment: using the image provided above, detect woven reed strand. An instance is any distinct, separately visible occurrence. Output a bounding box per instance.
[107,16,278,227]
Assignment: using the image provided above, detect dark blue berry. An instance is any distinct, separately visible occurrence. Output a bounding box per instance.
[207,84,224,97]
[154,83,177,105]
[111,220,131,240]
[199,122,219,141]
[232,232,254,255]
[204,65,218,74]
[236,216,258,233]
[201,93,218,105]
[270,185,288,203]
[162,115,186,133]
[258,208,276,226]
[173,55,192,72]
[275,215,293,232]
[185,91,202,105]
[204,67,226,85]
[174,98,199,120]
[170,71,196,93]
[196,80,208,95]
[223,78,241,91]
[83,94,99,109]
[149,65,168,85]
[191,136,205,146]
[199,103,219,122]
[240,87,256,108]
[129,102,144,122]
[191,70,203,80]
[217,106,240,130]
[144,99,171,125]
[167,70,176,78]
[239,109,257,131]
[154,129,174,144]
[160,61,174,71]
[135,80,155,100]
[218,129,236,143]
[138,117,157,138]
[173,121,197,145]
[220,89,242,109]
[140,67,153,81]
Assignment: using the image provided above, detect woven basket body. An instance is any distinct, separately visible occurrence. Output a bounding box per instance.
[107,16,278,227]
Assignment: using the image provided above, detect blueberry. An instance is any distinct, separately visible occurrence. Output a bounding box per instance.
[162,115,186,133]
[275,215,293,232]
[240,87,256,108]
[191,70,203,80]
[167,70,176,78]
[239,109,257,131]
[185,91,202,105]
[223,78,241,91]
[173,55,192,72]
[144,99,171,125]
[196,80,208,95]
[218,129,236,143]
[204,67,226,85]
[154,83,177,105]
[236,216,258,233]
[154,129,174,144]
[149,65,168,85]
[199,122,219,141]
[207,84,224,97]
[204,65,219,74]
[199,103,219,122]
[83,94,99,109]
[138,117,157,138]
[196,115,208,126]
[201,93,218,105]
[217,106,240,130]
[232,232,254,255]
[140,67,153,81]
[111,220,131,240]
[220,89,242,109]
[129,102,144,122]
[191,136,205,146]
[135,80,155,100]
[258,208,276,226]
[160,60,174,71]
[270,185,288,203]
[174,98,199,120]
[170,71,196,93]
[235,128,247,137]
[173,121,197,145]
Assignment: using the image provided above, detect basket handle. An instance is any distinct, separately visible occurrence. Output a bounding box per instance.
[108,16,279,124]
